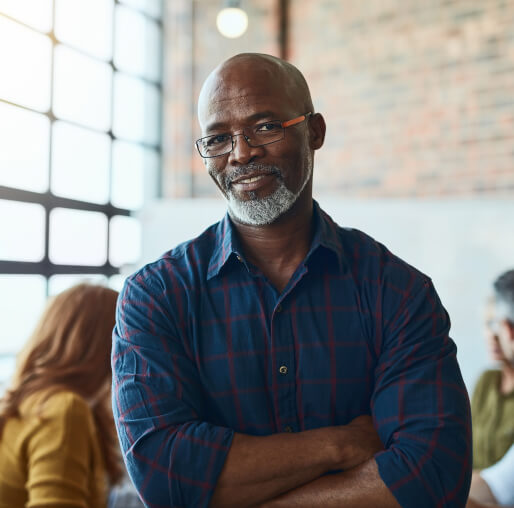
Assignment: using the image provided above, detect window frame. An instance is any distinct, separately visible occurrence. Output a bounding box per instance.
[0,0,163,286]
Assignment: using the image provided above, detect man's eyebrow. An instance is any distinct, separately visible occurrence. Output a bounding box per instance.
[205,111,280,133]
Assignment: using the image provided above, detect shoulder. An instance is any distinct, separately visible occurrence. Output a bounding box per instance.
[20,391,97,456]
[20,391,94,430]
[335,223,431,298]
[474,370,501,395]
[41,391,93,425]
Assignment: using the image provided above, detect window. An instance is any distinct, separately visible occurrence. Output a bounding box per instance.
[0,0,163,386]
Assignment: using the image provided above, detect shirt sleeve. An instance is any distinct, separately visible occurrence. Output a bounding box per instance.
[480,444,514,506]
[112,271,234,508]
[26,393,105,508]
[372,271,472,508]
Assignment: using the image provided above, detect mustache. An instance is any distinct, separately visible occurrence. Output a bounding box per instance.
[222,163,282,188]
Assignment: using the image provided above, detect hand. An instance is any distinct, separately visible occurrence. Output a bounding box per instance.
[337,414,384,470]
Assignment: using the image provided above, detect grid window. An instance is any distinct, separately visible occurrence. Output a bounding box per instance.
[51,121,111,204]
[114,5,162,82]
[0,102,50,192]
[118,0,162,20]
[0,200,46,262]
[0,0,52,34]
[109,215,142,267]
[49,208,109,266]
[0,275,47,355]
[54,0,113,61]
[48,274,107,296]
[113,73,161,145]
[53,45,113,131]
[112,140,159,210]
[0,16,52,111]
[0,0,163,386]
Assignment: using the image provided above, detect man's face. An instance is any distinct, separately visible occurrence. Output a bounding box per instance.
[484,300,514,365]
[198,61,313,226]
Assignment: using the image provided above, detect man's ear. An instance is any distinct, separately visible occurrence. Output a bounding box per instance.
[309,113,326,151]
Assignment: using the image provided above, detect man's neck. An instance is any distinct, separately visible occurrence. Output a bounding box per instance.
[501,363,514,394]
[231,195,314,291]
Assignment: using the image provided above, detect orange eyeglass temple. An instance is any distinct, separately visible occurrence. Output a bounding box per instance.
[281,114,308,128]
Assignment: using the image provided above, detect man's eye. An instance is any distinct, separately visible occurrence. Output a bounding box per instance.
[206,134,230,146]
[256,122,280,132]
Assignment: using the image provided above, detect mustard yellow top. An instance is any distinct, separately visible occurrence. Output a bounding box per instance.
[0,390,108,508]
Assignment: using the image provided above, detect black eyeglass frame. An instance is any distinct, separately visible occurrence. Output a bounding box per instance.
[195,112,313,158]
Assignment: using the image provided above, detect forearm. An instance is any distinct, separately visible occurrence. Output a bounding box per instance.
[466,499,514,508]
[210,414,384,508]
[469,471,497,505]
[258,458,400,508]
[466,471,514,508]
[209,427,343,508]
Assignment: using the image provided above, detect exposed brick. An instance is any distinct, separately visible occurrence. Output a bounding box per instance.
[163,0,514,198]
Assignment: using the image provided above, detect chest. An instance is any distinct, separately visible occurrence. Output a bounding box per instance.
[188,268,377,433]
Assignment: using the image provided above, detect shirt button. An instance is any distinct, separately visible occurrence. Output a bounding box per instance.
[276,304,282,312]
[236,255,242,262]
[279,365,288,375]
[284,426,293,433]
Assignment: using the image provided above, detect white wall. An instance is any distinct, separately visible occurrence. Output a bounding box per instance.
[137,196,514,393]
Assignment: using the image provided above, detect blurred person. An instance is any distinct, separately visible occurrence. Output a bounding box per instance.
[112,53,472,508]
[0,283,124,508]
[466,443,514,507]
[472,269,514,469]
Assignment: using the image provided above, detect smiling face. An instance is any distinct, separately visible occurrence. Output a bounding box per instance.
[197,54,323,226]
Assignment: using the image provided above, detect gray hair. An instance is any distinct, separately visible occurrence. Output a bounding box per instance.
[493,269,514,323]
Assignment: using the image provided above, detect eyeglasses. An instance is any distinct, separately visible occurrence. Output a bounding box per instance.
[195,112,312,158]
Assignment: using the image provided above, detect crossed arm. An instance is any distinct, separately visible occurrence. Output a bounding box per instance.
[113,272,472,507]
[210,415,399,508]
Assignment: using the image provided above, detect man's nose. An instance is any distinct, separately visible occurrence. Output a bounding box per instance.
[228,132,262,164]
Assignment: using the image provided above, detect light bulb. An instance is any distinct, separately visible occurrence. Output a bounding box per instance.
[216,7,248,39]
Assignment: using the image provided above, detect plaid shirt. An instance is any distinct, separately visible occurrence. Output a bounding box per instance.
[112,201,472,508]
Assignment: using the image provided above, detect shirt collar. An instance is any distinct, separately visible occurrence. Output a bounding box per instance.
[207,200,345,280]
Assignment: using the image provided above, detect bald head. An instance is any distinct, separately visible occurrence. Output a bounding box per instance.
[197,53,314,129]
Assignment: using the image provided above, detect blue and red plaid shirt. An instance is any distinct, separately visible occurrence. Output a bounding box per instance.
[112,201,472,508]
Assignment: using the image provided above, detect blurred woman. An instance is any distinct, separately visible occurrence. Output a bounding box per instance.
[0,283,124,507]
[471,270,514,469]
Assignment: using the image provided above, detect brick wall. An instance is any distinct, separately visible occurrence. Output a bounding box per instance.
[162,0,279,198]
[163,0,514,198]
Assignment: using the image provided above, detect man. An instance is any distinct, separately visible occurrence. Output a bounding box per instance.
[112,53,472,507]
[471,269,514,469]
[467,444,514,507]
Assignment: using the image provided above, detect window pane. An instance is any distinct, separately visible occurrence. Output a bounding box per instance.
[109,274,127,292]
[0,0,53,32]
[109,215,141,267]
[118,0,162,19]
[51,121,110,204]
[111,141,159,210]
[0,275,47,355]
[113,73,160,145]
[49,208,108,266]
[0,355,16,393]
[48,274,107,296]
[0,16,52,111]
[53,45,112,131]
[114,5,161,82]
[0,200,45,261]
[0,102,49,192]
[55,0,113,61]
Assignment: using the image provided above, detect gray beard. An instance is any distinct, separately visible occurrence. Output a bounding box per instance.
[226,164,312,226]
